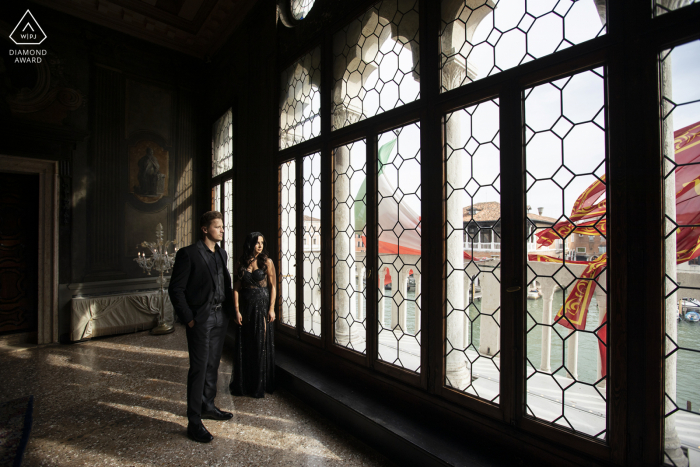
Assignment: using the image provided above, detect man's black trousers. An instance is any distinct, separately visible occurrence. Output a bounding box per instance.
[185,305,229,425]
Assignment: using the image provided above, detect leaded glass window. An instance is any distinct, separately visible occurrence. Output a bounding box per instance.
[175,159,193,249]
[212,184,221,212]
[440,0,606,93]
[303,152,322,336]
[224,179,234,274]
[280,160,297,328]
[333,140,368,353]
[332,0,420,131]
[292,0,315,20]
[445,99,501,402]
[212,108,234,269]
[280,47,321,149]
[377,122,422,373]
[661,39,700,467]
[654,0,699,16]
[274,3,699,461]
[212,108,233,177]
[524,67,608,439]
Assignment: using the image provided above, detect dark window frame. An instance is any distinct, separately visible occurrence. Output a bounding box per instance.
[273,1,700,465]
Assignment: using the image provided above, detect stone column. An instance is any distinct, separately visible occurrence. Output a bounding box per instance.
[334,144,362,346]
[661,51,689,467]
[350,262,358,319]
[539,278,556,373]
[378,269,386,327]
[315,267,322,311]
[414,272,422,335]
[388,264,400,329]
[478,267,501,356]
[398,268,408,331]
[566,329,579,380]
[444,62,470,388]
[358,266,366,321]
[594,279,607,386]
[463,274,472,349]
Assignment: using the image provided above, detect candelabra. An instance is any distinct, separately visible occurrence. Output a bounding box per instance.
[134,223,177,335]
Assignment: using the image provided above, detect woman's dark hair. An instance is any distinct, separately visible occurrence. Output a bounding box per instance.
[237,232,269,279]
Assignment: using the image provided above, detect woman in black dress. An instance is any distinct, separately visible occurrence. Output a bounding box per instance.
[229,232,276,397]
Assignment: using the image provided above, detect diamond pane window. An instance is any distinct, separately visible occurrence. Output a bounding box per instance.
[303,153,322,336]
[660,40,700,467]
[291,0,315,20]
[213,108,233,176]
[445,99,501,403]
[212,184,221,212]
[332,0,420,131]
[280,48,321,149]
[524,67,608,439]
[224,179,234,275]
[280,161,297,328]
[655,0,699,17]
[377,123,421,373]
[175,160,193,250]
[440,0,606,92]
[333,140,368,353]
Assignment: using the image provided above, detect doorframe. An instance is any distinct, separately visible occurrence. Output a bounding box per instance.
[0,155,59,344]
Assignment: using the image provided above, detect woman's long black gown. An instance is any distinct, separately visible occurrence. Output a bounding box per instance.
[229,268,275,398]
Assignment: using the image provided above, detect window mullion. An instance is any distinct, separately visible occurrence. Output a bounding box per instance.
[321,144,333,349]
[321,26,333,349]
[498,83,525,427]
[366,130,379,368]
[420,0,440,394]
[296,153,304,339]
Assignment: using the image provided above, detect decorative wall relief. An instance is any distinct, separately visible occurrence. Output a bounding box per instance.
[129,140,169,203]
[3,51,83,125]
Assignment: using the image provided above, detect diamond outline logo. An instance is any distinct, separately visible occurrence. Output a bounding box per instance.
[10,10,47,45]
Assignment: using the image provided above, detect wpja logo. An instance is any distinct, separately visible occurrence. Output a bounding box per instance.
[9,10,48,63]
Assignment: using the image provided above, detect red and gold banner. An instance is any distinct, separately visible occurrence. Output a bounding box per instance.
[569,175,606,222]
[527,253,589,265]
[597,311,607,378]
[553,254,607,331]
[673,122,700,264]
[528,253,607,331]
[536,176,606,247]
[528,253,608,377]
[536,217,607,247]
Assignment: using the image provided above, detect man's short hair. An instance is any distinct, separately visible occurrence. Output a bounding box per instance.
[200,211,224,229]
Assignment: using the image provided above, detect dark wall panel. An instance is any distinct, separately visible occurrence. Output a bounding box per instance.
[87,65,125,277]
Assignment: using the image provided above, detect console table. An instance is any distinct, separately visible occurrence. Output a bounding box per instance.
[70,290,174,341]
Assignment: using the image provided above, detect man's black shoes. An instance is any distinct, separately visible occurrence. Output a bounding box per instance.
[201,407,233,421]
[187,422,213,443]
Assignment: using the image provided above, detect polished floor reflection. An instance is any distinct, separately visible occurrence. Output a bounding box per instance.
[0,327,392,466]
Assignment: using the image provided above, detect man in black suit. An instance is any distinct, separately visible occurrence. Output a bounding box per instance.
[168,211,234,443]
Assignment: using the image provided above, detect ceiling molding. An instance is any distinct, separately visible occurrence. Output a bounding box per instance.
[29,0,259,58]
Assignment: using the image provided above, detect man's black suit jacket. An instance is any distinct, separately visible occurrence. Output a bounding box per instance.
[168,240,234,325]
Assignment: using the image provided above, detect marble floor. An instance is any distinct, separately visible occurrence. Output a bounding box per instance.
[0,328,394,466]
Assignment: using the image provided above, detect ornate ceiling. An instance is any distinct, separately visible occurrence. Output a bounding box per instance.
[29,0,260,58]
